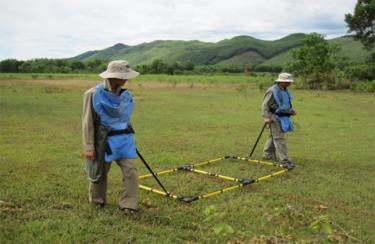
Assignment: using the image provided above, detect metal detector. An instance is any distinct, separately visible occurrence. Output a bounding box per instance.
[137,123,294,203]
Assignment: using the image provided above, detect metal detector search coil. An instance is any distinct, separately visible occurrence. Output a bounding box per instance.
[138,154,294,203]
[137,124,294,203]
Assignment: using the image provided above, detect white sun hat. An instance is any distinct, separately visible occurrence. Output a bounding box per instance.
[275,72,294,83]
[99,60,140,80]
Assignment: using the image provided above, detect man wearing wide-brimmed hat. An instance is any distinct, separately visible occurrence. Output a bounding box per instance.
[262,72,296,167]
[82,60,140,213]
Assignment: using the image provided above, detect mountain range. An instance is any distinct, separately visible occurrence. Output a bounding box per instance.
[70,33,371,67]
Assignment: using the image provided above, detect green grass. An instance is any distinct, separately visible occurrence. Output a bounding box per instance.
[0,72,273,84]
[0,79,374,243]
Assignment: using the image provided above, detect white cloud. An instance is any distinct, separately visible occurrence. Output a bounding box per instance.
[0,0,356,60]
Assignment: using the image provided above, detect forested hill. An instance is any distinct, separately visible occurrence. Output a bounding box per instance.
[70,34,370,66]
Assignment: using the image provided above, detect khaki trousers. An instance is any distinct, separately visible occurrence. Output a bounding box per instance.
[263,116,289,163]
[89,158,138,210]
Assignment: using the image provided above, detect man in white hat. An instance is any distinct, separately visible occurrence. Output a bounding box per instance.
[262,72,296,166]
[82,60,140,213]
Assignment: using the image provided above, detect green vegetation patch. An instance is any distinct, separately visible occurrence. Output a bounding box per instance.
[0,80,374,242]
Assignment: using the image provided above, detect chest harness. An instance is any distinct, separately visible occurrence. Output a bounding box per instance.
[272,86,294,132]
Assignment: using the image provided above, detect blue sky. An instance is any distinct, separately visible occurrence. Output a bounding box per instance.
[0,0,357,60]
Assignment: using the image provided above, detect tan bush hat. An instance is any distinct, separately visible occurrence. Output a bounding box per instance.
[275,72,294,83]
[99,60,140,80]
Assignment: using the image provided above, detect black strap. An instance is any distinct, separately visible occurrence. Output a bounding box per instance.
[275,110,292,117]
[105,142,113,155]
[107,125,135,136]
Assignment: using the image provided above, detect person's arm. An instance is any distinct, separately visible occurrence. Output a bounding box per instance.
[262,91,274,124]
[82,88,95,160]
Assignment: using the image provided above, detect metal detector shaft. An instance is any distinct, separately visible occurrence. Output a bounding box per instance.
[136,148,169,195]
[249,123,267,158]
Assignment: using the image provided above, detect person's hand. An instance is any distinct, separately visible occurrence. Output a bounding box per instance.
[291,109,297,116]
[85,150,95,161]
[264,117,272,125]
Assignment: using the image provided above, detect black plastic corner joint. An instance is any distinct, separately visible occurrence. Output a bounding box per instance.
[177,195,199,203]
[178,165,192,171]
[224,154,238,159]
[238,178,255,185]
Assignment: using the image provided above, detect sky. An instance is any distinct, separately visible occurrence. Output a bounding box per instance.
[0,0,357,60]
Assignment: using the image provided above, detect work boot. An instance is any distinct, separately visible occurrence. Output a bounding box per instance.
[280,160,295,170]
[91,202,106,209]
[119,207,139,215]
[263,154,273,161]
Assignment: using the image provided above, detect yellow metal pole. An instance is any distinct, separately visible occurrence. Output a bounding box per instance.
[190,168,238,182]
[139,168,178,179]
[196,168,290,200]
[138,155,292,202]
[139,185,178,199]
[201,185,242,199]
[236,157,284,168]
[191,157,224,167]
[255,169,289,182]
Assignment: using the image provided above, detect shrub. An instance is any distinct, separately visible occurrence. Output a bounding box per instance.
[345,64,375,81]
[351,80,375,92]
[256,76,276,91]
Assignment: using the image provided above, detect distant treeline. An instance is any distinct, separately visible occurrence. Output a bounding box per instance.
[134,59,282,74]
[0,58,281,75]
[0,59,107,73]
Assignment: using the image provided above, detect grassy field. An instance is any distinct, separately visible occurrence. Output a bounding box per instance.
[0,77,374,243]
[0,72,271,84]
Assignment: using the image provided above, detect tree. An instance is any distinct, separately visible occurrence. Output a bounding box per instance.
[345,0,375,49]
[184,61,194,71]
[0,59,23,72]
[285,33,342,89]
[149,59,167,74]
[84,59,106,72]
[346,0,375,81]
[70,60,86,71]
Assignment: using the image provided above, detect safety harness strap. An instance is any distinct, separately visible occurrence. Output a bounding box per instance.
[107,125,135,136]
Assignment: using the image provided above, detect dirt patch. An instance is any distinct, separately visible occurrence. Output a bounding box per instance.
[0,79,98,89]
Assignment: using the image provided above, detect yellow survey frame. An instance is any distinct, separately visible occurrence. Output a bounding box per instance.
[138,155,293,203]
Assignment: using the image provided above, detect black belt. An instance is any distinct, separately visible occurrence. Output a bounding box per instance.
[107,125,135,136]
[273,108,294,117]
[275,112,292,117]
